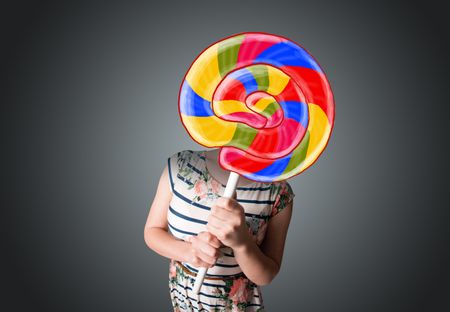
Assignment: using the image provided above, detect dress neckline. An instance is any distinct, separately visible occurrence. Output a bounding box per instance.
[200,150,267,189]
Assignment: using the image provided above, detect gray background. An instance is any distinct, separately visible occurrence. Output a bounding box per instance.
[3,0,449,311]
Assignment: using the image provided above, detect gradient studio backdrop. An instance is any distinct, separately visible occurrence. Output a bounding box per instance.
[3,1,449,311]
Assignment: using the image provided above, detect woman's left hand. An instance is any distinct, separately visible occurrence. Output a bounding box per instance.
[206,197,252,250]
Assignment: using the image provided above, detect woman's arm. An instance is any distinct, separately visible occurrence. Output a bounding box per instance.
[144,165,220,268]
[206,198,293,285]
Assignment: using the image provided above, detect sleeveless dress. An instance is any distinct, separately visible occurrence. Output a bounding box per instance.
[167,150,294,312]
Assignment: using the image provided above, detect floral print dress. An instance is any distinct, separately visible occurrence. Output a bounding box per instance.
[167,150,294,312]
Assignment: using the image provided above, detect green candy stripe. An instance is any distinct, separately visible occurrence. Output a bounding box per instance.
[261,101,279,117]
[217,35,245,78]
[282,131,310,174]
[229,123,258,149]
[247,65,269,92]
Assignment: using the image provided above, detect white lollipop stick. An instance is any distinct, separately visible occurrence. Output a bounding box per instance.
[192,171,240,295]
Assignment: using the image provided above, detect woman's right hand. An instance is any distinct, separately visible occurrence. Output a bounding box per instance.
[186,232,221,268]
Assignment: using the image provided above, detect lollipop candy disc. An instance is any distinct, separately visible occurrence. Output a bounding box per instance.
[178,33,335,294]
[179,32,335,182]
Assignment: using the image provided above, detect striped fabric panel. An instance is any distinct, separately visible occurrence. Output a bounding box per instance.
[171,289,263,311]
[175,151,273,191]
[171,281,264,308]
[184,263,242,278]
[169,188,272,219]
[168,152,275,209]
[171,282,264,312]
[171,292,226,311]
[166,150,277,277]
[174,282,224,299]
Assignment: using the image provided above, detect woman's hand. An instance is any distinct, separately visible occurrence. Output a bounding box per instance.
[206,197,252,250]
[186,232,221,268]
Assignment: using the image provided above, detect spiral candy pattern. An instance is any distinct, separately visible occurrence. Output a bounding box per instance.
[179,33,334,182]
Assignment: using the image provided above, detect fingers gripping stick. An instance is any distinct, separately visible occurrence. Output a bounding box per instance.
[192,172,240,294]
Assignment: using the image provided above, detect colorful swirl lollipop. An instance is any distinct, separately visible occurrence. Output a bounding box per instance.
[178,32,335,293]
[179,32,334,182]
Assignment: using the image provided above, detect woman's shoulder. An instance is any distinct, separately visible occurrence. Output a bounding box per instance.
[167,149,205,173]
[167,150,206,191]
[271,179,293,190]
[269,180,295,200]
[168,149,204,163]
[268,180,295,218]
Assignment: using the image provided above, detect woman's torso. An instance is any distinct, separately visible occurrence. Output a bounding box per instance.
[167,150,275,278]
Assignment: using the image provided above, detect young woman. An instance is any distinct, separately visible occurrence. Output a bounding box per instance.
[144,149,294,311]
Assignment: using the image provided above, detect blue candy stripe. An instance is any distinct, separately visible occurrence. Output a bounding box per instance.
[253,41,322,72]
[279,101,308,127]
[246,155,291,181]
[228,68,259,95]
[179,81,213,116]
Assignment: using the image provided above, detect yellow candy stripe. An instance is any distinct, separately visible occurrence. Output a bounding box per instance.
[300,103,331,171]
[181,114,237,147]
[267,66,290,96]
[213,100,256,116]
[251,96,276,112]
[185,44,221,101]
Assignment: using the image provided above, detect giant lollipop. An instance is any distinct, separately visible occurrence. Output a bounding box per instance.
[178,32,335,293]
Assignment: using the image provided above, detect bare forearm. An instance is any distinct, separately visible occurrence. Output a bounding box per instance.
[144,227,190,263]
[233,238,279,286]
